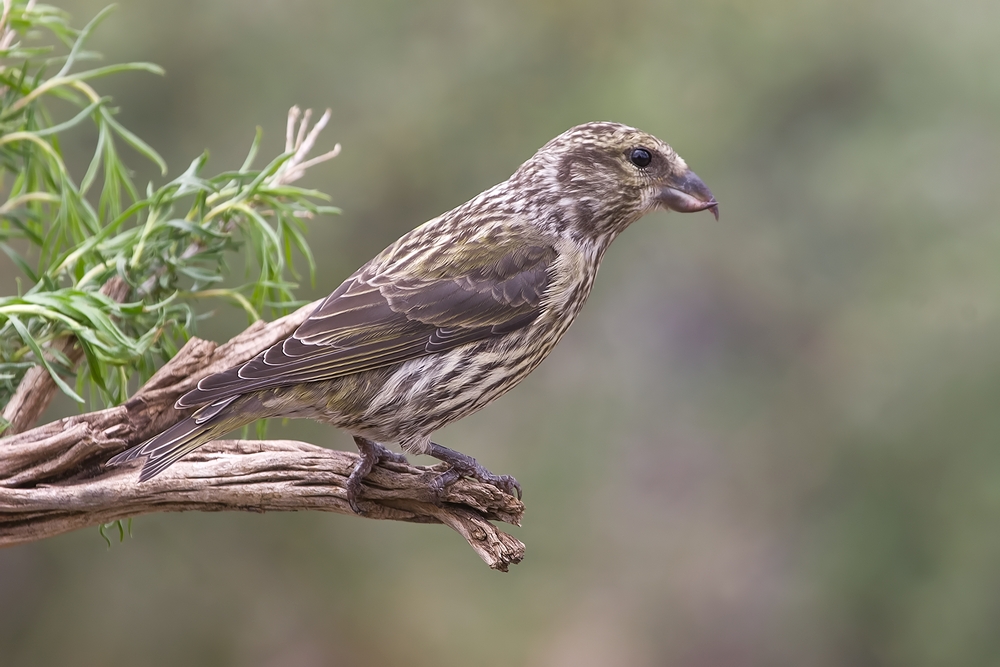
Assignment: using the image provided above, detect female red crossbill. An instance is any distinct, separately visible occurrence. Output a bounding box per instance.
[109,121,718,512]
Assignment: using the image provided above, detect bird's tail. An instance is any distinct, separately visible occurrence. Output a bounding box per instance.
[107,396,253,481]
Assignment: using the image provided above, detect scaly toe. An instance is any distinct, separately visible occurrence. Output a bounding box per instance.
[425,442,522,501]
[348,436,390,515]
[431,465,521,501]
[345,475,366,514]
[430,467,462,500]
[377,446,409,465]
[493,474,522,500]
[461,461,522,500]
[474,471,521,500]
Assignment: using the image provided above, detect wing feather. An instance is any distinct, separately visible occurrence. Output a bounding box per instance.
[176,237,556,409]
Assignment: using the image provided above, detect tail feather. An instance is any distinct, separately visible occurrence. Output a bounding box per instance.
[107,397,255,481]
[136,435,206,482]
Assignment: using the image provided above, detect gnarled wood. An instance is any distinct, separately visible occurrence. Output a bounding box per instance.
[0,439,524,571]
[0,301,525,571]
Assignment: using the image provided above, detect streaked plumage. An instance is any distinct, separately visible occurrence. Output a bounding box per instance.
[108,121,718,508]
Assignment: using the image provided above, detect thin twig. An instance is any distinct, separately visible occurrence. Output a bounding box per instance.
[0,0,27,51]
[139,106,339,296]
[275,107,340,185]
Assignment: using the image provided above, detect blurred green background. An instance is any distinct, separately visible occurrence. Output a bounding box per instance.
[3,0,1000,665]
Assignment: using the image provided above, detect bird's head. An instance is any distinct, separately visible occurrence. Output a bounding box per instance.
[514,121,718,244]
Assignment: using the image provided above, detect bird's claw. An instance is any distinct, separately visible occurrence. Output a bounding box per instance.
[494,474,522,499]
[429,467,462,497]
[347,437,409,514]
[427,442,522,501]
[375,448,409,465]
[468,470,521,499]
[345,473,367,515]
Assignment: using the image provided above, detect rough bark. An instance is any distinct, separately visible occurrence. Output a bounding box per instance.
[0,301,525,571]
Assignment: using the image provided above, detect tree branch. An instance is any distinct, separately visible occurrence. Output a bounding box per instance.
[0,301,526,571]
[0,439,525,571]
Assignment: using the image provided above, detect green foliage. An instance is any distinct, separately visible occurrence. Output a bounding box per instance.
[0,2,336,416]
[98,516,131,548]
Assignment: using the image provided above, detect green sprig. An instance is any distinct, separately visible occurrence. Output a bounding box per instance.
[0,1,336,418]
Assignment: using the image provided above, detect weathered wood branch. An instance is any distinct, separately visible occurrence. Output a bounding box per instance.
[0,301,525,571]
[0,439,525,570]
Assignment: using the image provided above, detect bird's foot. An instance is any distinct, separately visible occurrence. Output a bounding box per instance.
[347,437,409,514]
[427,442,522,500]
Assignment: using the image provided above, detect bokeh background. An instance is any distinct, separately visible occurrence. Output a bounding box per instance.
[4,0,1000,665]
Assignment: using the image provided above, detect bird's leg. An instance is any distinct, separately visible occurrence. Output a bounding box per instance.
[427,442,522,500]
[347,436,409,514]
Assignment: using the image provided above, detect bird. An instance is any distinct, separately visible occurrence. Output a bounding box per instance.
[107,121,719,512]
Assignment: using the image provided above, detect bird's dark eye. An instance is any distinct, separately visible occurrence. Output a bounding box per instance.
[629,147,652,168]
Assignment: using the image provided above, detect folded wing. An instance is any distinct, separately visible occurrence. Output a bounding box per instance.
[177,238,556,408]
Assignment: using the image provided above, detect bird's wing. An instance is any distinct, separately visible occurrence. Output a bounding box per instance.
[176,236,557,408]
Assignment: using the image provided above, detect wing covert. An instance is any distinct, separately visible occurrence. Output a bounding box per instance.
[176,238,556,408]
